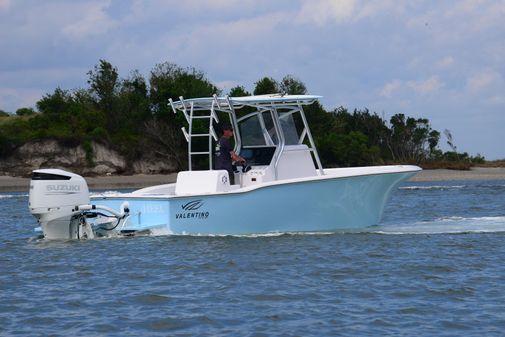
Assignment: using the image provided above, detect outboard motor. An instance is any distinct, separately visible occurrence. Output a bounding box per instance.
[29,169,91,239]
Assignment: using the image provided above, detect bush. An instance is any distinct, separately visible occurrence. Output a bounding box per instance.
[15,107,36,116]
[82,139,95,166]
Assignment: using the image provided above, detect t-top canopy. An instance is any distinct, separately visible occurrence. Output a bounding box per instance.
[169,94,322,112]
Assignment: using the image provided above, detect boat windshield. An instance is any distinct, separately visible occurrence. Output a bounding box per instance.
[238,114,266,146]
[279,112,300,145]
[238,110,303,147]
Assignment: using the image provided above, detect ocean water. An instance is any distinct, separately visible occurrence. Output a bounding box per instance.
[2,180,505,336]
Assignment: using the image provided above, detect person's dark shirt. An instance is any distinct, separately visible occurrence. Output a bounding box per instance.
[215,136,233,172]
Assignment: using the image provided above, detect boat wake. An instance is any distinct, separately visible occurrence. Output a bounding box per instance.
[399,185,465,191]
[29,216,505,242]
[0,193,29,199]
[372,216,505,235]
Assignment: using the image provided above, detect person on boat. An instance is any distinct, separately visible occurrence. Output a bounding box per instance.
[215,123,245,185]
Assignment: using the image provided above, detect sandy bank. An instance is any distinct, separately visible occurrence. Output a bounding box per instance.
[0,174,178,193]
[410,167,505,182]
[1,167,505,193]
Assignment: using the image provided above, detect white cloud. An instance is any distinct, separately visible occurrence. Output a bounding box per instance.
[447,0,505,31]
[466,69,501,94]
[0,0,10,12]
[407,76,443,95]
[380,79,402,98]
[62,2,115,38]
[297,0,356,25]
[215,80,239,93]
[380,76,444,98]
[487,95,505,106]
[437,56,454,68]
[296,0,403,25]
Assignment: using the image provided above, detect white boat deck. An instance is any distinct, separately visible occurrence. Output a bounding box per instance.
[90,165,421,200]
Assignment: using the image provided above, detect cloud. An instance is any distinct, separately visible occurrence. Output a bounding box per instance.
[437,56,454,68]
[465,69,501,94]
[297,0,356,24]
[296,0,403,25]
[381,76,443,97]
[488,95,505,106]
[0,0,10,12]
[62,1,116,38]
[447,0,505,31]
[380,80,402,98]
[407,76,443,95]
[215,80,239,93]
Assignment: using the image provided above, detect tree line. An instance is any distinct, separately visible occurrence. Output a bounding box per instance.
[0,60,484,171]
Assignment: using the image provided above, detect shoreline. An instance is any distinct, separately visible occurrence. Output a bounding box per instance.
[1,167,505,193]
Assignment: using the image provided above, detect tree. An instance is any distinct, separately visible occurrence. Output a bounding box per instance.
[118,70,150,129]
[229,85,250,97]
[316,131,372,167]
[444,129,457,152]
[15,107,36,116]
[253,77,279,95]
[148,62,219,169]
[334,108,388,142]
[87,60,119,107]
[0,109,10,117]
[87,59,120,131]
[387,113,439,164]
[279,75,307,95]
[37,87,73,117]
[150,62,219,119]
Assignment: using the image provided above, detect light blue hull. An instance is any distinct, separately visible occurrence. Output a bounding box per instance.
[91,171,414,235]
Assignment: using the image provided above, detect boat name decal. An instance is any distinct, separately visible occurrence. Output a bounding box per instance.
[176,199,209,220]
[175,212,209,220]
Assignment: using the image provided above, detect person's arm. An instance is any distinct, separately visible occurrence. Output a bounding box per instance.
[230,151,245,163]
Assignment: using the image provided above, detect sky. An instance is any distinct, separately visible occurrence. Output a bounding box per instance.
[1,0,504,159]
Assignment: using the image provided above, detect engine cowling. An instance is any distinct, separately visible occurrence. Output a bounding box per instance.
[29,169,90,239]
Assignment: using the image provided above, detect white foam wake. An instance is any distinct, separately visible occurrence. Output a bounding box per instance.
[0,193,29,199]
[89,190,123,197]
[373,216,505,234]
[399,185,465,191]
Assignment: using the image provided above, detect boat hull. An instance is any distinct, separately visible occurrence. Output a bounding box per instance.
[92,170,415,235]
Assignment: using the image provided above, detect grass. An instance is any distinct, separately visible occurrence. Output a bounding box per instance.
[477,160,505,168]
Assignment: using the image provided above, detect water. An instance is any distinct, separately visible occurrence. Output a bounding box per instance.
[2,180,505,336]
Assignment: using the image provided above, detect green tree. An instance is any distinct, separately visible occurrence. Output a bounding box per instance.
[147,62,219,169]
[15,107,36,116]
[317,131,372,167]
[36,87,105,143]
[229,85,250,97]
[333,107,391,160]
[387,113,439,164]
[118,71,150,128]
[279,75,307,95]
[150,62,219,119]
[253,77,279,95]
[87,59,120,131]
[37,87,72,117]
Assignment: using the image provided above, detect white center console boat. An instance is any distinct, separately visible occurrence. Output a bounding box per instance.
[29,94,421,239]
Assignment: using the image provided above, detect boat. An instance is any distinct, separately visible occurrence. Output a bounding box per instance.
[28,94,421,239]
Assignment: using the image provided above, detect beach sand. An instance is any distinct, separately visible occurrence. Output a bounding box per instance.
[1,167,505,193]
[0,173,178,193]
